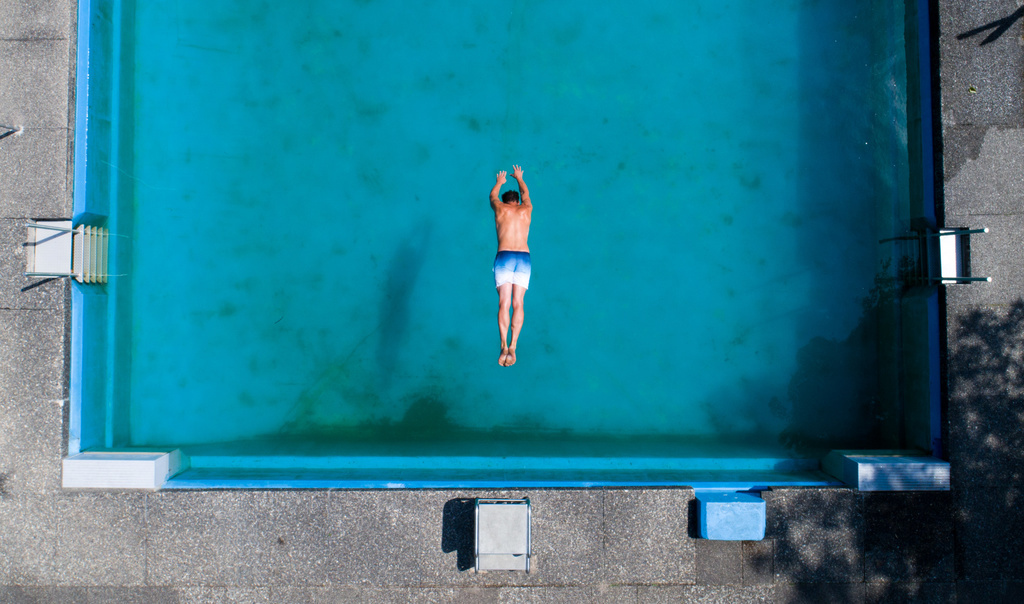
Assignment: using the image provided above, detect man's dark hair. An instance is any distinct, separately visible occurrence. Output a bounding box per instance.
[501,190,520,204]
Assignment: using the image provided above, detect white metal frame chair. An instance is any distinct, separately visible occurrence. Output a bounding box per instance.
[475,497,531,573]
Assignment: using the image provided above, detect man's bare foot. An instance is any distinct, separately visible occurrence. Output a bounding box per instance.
[506,348,517,366]
[499,348,509,366]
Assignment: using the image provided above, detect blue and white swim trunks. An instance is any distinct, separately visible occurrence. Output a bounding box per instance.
[493,251,531,289]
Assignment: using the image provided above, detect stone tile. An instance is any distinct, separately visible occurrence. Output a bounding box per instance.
[863,492,955,583]
[0,587,86,604]
[0,309,65,402]
[403,587,499,604]
[0,128,70,218]
[147,491,333,586]
[145,491,262,585]
[0,219,70,311]
[945,302,1024,401]
[85,587,180,604]
[1007,582,1024,599]
[0,0,71,40]
[865,582,955,604]
[764,488,864,583]
[741,540,773,586]
[327,490,454,587]
[602,489,694,584]
[313,587,411,604]
[266,587,316,604]
[945,303,1024,486]
[694,540,741,586]
[954,487,1024,581]
[771,582,867,602]
[0,40,70,128]
[0,397,64,498]
[939,1,1024,127]
[637,585,776,603]
[940,124,989,183]
[178,586,271,604]
[498,586,635,603]
[524,490,605,585]
[0,496,59,585]
[50,492,147,586]
[943,127,1024,214]
[948,392,1024,487]
[940,215,1024,306]
[248,491,334,585]
[954,580,1024,601]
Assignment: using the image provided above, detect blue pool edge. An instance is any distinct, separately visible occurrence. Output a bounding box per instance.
[65,0,944,490]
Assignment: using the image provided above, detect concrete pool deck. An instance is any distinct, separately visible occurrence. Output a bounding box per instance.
[1,0,1022,601]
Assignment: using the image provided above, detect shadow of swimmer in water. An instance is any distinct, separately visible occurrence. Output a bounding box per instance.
[489,164,533,367]
[377,221,433,391]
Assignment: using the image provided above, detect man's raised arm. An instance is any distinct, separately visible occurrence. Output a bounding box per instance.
[512,164,531,206]
[490,170,507,208]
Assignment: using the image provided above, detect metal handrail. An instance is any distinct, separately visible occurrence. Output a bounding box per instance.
[26,222,75,233]
[924,227,989,237]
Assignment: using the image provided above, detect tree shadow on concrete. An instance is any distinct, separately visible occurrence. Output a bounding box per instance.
[441,498,475,571]
[758,298,1024,601]
[946,299,1024,582]
[762,488,955,604]
[956,6,1024,46]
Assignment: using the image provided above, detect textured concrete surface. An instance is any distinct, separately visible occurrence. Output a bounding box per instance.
[0,218,69,310]
[764,488,864,584]
[863,492,955,583]
[601,489,695,584]
[0,39,69,128]
[938,0,1024,127]
[0,0,71,40]
[0,0,1022,601]
[0,308,66,401]
[0,127,70,218]
[940,0,1024,597]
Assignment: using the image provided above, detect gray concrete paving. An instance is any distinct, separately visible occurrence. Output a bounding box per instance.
[940,0,1024,598]
[2,0,1023,601]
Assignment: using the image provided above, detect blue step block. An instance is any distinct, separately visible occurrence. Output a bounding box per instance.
[698,492,766,541]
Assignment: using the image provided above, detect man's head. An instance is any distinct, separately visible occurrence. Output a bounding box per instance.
[501,190,520,205]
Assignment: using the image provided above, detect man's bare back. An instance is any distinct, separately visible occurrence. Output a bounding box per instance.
[489,165,533,366]
[492,178,532,252]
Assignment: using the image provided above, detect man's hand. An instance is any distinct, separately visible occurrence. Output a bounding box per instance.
[496,170,507,185]
[511,164,530,207]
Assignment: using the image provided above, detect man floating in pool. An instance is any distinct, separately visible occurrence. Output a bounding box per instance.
[490,164,532,367]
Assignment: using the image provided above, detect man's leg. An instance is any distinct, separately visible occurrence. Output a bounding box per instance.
[506,285,526,366]
[497,283,512,366]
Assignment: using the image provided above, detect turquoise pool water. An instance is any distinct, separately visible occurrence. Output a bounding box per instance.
[77,0,922,481]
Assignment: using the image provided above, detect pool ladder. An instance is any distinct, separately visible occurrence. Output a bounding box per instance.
[894,227,989,286]
[73,225,110,284]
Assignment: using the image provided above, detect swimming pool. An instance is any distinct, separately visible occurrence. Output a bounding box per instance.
[71,0,939,487]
